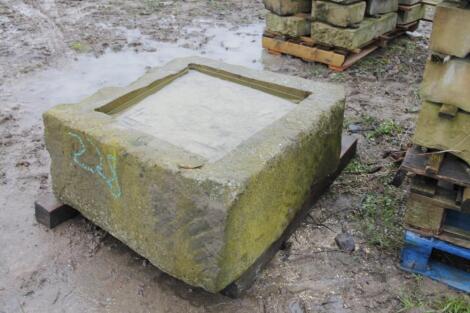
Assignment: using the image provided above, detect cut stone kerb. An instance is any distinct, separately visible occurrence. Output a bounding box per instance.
[43,57,345,292]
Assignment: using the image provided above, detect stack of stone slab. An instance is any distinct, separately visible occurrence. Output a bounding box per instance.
[264,0,312,37]
[397,0,425,26]
[310,0,397,51]
[413,0,470,167]
[401,0,470,244]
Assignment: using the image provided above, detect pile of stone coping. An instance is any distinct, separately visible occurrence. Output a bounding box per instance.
[263,0,423,51]
[401,0,470,248]
[413,0,470,167]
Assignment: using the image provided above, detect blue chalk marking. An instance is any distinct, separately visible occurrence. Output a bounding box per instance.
[68,132,122,198]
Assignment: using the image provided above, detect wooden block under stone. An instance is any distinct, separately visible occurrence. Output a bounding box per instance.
[35,192,79,229]
[404,193,445,234]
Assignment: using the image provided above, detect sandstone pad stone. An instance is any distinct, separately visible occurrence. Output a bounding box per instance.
[311,13,397,51]
[266,12,311,37]
[413,101,470,166]
[430,2,470,58]
[312,0,366,28]
[421,58,470,113]
[263,0,312,16]
[43,57,345,293]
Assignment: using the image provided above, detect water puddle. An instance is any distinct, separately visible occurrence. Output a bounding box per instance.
[6,23,265,117]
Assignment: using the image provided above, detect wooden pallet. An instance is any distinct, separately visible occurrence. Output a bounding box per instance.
[398,145,470,248]
[262,21,419,72]
[401,230,470,293]
[36,136,357,298]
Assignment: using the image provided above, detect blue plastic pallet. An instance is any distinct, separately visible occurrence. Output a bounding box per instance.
[400,230,470,293]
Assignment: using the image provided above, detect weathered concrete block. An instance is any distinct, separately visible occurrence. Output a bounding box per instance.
[398,3,425,24]
[430,2,470,57]
[421,58,470,113]
[266,12,311,36]
[43,57,345,293]
[366,0,399,15]
[312,0,366,27]
[311,13,397,50]
[263,0,312,16]
[413,101,470,166]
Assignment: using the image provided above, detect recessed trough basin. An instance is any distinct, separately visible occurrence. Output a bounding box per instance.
[43,57,345,293]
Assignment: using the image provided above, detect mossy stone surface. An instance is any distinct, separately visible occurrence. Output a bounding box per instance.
[312,1,366,27]
[311,13,397,50]
[421,58,470,113]
[366,0,399,15]
[43,57,345,293]
[263,0,312,16]
[266,12,311,36]
[430,2,470,58]
[413,101,470,166]
[397,3,425,24]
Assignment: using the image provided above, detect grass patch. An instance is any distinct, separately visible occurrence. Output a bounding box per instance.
[398,294,470,313]
[344,158,370,174]
[359,186,403,251]
[437,297,470,313]
[367,119,403,141]
[69,42,91,53]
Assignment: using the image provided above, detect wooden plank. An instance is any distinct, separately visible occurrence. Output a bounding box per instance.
[410,178,461,211]
[439,103,459,119]
[262,36,346,67]
[463,188,470,213]
[329,45,379,72]
[411,175,437,197]
[222,135,357,298]
[400,146,470,187]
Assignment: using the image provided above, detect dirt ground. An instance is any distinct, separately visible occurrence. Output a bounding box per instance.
[1,1,469,312]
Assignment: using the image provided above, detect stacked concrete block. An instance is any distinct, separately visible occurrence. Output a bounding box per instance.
[311,12,396,50]
[312,0,366,27]
[309,0,403,51]
[413,0,470,165]
[366,0,399,15]
[264,0,312,37]
[397,2,425,25]
[399,1,470,262]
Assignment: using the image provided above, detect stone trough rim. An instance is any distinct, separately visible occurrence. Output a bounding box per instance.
[47,56,345,188]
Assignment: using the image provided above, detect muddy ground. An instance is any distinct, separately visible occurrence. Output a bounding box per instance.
[1,1,469,312]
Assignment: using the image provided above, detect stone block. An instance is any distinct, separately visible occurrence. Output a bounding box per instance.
[399,0,421,5]
[311,12,397,51]
[43,57,345,293]
[312,1,366,27]
[366,0,399,15]
[430,2,470,57]
[421,57,470,113]
[263,0,312,16]
[413,101,470,166]
[266,12,311,37]
[398,3,425,24]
